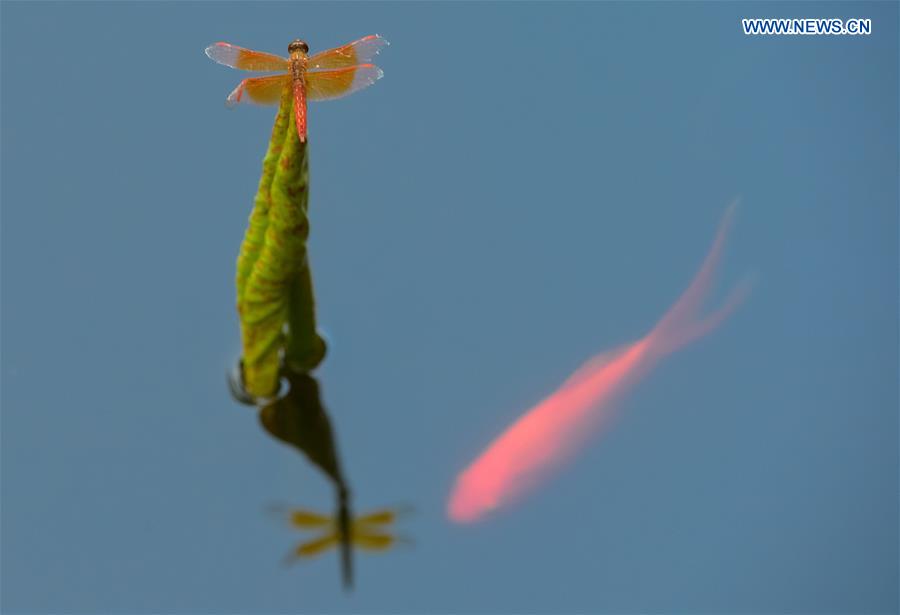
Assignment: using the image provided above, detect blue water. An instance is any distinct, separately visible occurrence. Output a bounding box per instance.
[2,2,897,613]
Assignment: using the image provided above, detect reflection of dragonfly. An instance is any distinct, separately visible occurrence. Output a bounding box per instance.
[274,504,410,587]
[205,35,389,142]
[285,506,410,558]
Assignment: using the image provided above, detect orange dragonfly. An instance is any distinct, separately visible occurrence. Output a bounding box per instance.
[205,35,388,142]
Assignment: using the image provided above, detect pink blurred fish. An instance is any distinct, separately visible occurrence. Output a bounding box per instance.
[448,204,749,523]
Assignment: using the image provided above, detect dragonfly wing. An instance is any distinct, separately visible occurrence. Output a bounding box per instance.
[352,531,395,551]
[306,65,383,102]
[226,75,290,107]
[294,533,340,558]
[308,34,389,70]
[205,42,289,71]
[353,508,399,527]
[289,509,334,529]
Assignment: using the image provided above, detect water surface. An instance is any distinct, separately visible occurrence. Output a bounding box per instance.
[2,2,897,612]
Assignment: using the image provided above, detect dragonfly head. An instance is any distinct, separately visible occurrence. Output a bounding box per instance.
[288,39,309,54]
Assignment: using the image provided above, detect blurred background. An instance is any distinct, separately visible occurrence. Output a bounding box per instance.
[2,2,897,613]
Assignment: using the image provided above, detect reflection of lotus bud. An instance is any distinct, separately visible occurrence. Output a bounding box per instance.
[258,371,345,488]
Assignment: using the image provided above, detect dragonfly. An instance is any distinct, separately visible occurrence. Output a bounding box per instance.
[205,35,388,142]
